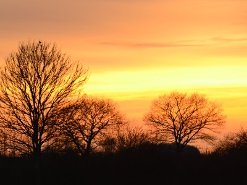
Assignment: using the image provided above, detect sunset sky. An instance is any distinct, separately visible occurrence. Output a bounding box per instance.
[1,0,247,135]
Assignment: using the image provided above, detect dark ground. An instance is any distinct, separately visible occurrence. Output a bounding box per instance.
[0,146,246,185]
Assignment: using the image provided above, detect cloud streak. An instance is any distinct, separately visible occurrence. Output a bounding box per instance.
[100,36,247,49]
[212,37,247,43]
[100,41,203,49]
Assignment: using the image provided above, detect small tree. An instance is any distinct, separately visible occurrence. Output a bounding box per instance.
[214,129,247,156]
[100,126,151,153]
[58,97,123,157]
[144,92,225,151]
[0,41,87,160]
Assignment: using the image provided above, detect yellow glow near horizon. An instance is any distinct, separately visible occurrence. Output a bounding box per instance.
[83,62,247,134]
[85,65,247,98]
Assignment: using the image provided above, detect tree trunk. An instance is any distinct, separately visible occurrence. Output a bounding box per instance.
[33,120,41,185]
[84,139,92,157]
[33,145,41,185]
[175,142,182,153]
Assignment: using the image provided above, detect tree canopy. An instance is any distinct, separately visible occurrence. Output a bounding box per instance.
[57,97,123,157]
[145,92,225,151]
[0,41,87,158]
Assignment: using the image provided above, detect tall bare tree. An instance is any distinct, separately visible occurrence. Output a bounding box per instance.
[0,41,87,160]
[144,92,225,151]
[58,97,123,157]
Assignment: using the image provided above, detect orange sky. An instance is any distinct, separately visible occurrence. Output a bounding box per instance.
[1,0,247,136]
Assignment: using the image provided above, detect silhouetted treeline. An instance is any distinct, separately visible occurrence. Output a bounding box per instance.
[0,41,225,160]
[0,137,247,185]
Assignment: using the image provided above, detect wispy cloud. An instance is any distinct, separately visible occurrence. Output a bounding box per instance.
[212,36,247,43]
[99,36,247,49]
[99,41,203,48]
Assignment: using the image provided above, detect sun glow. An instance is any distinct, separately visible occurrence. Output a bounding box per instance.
[85,65,247,98]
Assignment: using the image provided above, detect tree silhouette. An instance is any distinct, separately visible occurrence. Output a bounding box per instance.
[145,92,225,151]
[58,97,123,157]
[214,129,247,156]
[100,126,151,153]
[0,41,87,161]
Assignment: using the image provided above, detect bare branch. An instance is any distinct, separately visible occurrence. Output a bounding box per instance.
[0,41,87,158]
[144,92,225,151]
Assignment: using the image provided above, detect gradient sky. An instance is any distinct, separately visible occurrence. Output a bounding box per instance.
[1,0,247,138]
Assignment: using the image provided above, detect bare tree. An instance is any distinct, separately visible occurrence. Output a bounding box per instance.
[0,41,87,160]
[144,92,225,151]
[100,126,151,153]
[214,129,247,156]
[58,97,123,157]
